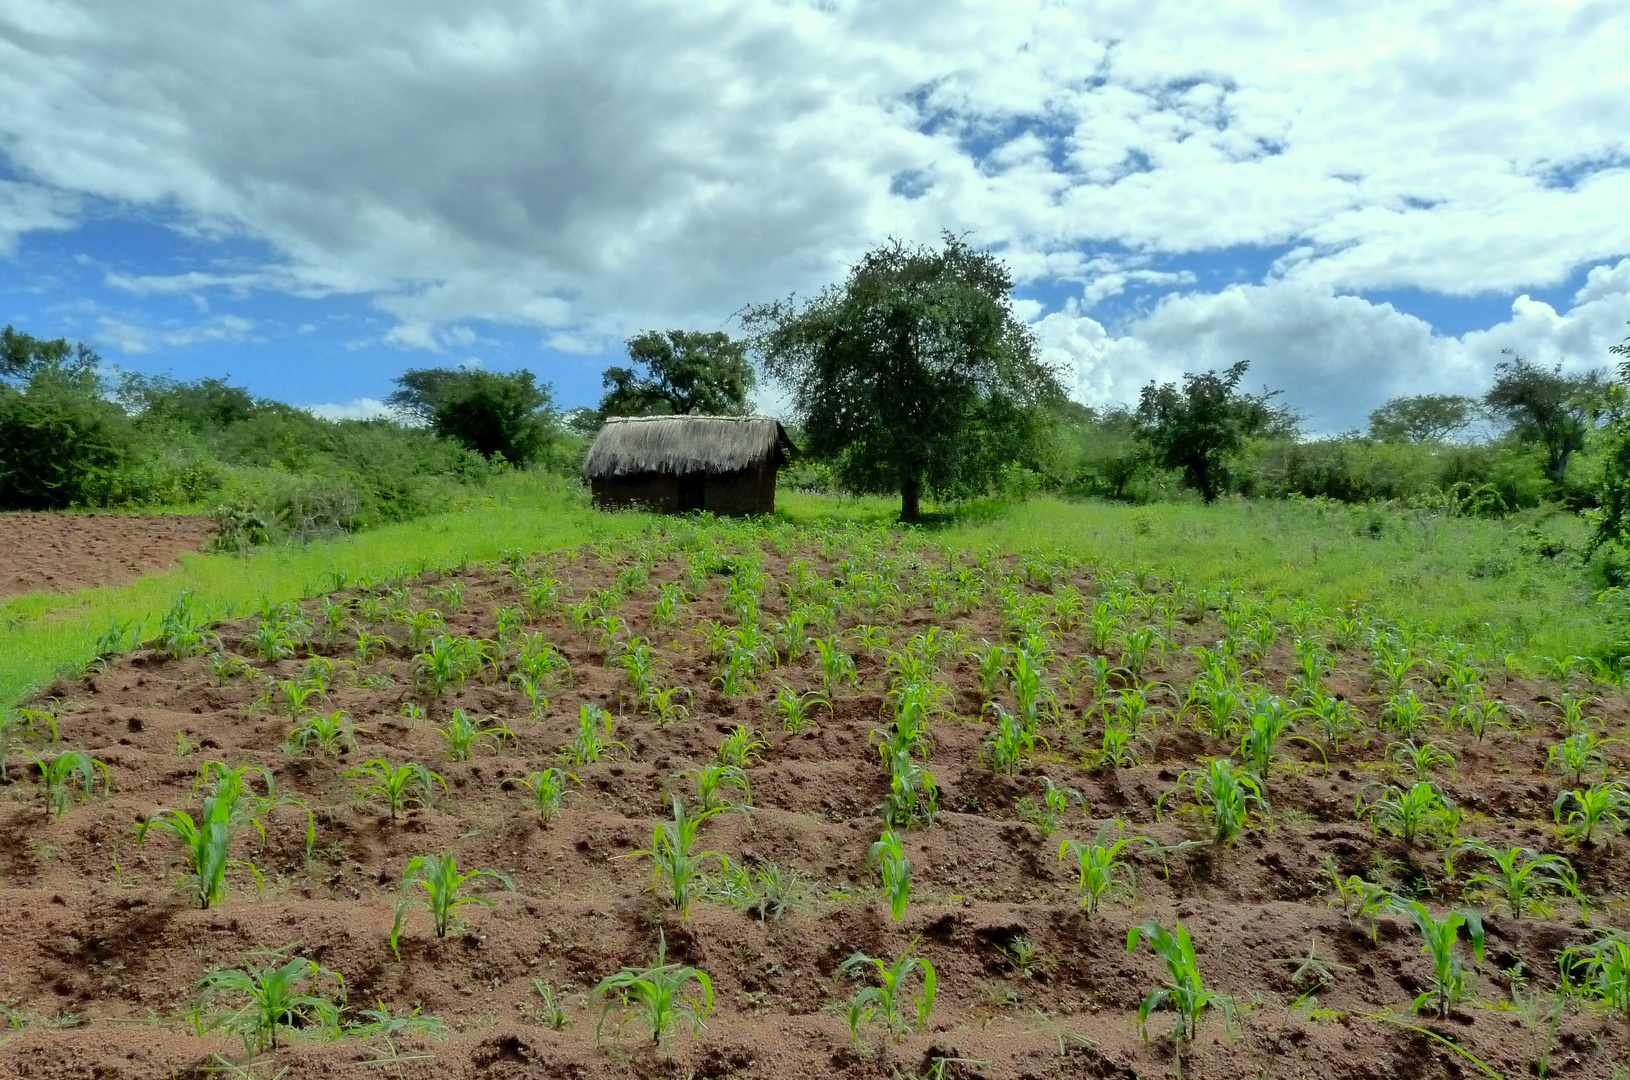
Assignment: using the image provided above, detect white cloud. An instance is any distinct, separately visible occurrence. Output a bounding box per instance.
[302,397,394,421]
[0,179,78,252]
[1039,259,1630,433]
[92,312,256,353]
[0,0,1624,343]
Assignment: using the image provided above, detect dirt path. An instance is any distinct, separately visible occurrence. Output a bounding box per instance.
[0,513,213,600]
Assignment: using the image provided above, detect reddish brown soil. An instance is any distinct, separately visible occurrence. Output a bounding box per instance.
[0,513,212,599]
[1,528,1626,1079]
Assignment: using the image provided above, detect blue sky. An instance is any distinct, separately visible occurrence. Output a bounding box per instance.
[2,1,1628,431]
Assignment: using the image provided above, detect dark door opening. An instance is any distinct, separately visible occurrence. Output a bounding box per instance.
[677,474,705,512]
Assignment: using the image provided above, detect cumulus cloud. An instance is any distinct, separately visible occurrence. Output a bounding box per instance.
[1,2,1627,336]
[1039,259,1630,433]
[302,397,394,421]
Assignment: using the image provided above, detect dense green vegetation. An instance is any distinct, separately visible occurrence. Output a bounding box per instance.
[0,326,577,540]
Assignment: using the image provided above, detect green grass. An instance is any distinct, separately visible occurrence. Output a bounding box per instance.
[941,496,1610,661]
[0,476,651,711]
[2,485,1617,712]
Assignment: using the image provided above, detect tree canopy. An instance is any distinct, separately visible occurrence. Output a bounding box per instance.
[1135,361,1296,502]
[598,330,755,418]
[1367,393,1479,443]
[744,234,1064,520]
[388,367,558,465]
[1483,353,1607,484]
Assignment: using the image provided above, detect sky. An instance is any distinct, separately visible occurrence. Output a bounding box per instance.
[1,0,1628,433]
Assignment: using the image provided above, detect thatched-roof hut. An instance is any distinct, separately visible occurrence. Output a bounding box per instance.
[583,415,798,515]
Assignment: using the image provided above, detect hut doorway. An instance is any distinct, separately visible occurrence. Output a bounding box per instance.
[677,474,705,512]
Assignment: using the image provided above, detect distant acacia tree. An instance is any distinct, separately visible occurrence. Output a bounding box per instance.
[1483,352,1608,484]
[744,234,1064,521]
[1135,361,1296,503]
[1368,394,1479,443]
[388,367,558,465]
[598,330,755,418]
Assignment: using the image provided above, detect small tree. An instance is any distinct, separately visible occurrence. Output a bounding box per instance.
[1484,352,1608,484]
[1368,394,1478,443]
[1135,361,1293,502]
[389,367,559,465]
[0,326,133,510]
[745,234,1064,521]
[599,330,755,417]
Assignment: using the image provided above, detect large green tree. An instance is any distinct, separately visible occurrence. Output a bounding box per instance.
[598,330,755,417]
[1367,393,1479,443]
[388,367,558,465]
[1483,352,1608,484]
[745,235,1063,521]
[1135,361,1296,503]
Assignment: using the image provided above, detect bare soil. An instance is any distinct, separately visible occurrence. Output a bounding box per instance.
[0,513,212,599]
[1,527,1626,1079]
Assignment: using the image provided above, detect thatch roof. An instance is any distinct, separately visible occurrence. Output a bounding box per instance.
[583,415,798,479]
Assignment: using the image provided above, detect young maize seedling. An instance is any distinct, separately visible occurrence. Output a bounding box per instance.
[558,704,627,765]
[868,829,912,922]
[1126,920,1232,1046]
[1372,652,1430,697]
[276,679,323,716]
[1235,695,1323,790]
[1059,820,1136,917]
[982,704,1046,776]
[1323,863,1394,942]
[1559,933,1630,1021]
[517,767,578,827]
[679,762,752,810]
[1546,732,1616,786]
[1388,739,1456,780]
[646,685,693,727]
[592,933,713,1048]
[203,652,254,686]
[390,851,515,956]
[437,708,506,761]
[346,759,447,818]
[1017,777,1079,837]
[629,797,728,919]
[814,636,859,696]
[1381,689,1437,740]
[975,641,1009,694]
[829,993,877,1055]
[770,683,829,734]
[1360,781,1460,847]
[510,673,550,717]
[1116,626,1162,681]
[529,980,570,1030]
[1551,781,1629,844]
[1396,900,1484,1018]
[138,767,260,909]
[1449,692,1509,742]
[1450,839,1581,918]
[284,709,357,756]
[1160,759,1265,843]
[839,937,936,1040]
[348,999,446,1040]
[717,725,768,767]
[495,605,526,644]
[34,749,110,818]
[403,608,445,650]
[198,956,344,1055]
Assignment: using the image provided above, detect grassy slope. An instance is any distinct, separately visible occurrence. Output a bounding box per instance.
[0,478,652,710]
[2,488,1615,711]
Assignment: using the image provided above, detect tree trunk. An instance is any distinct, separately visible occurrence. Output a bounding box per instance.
[900,470,922,522]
